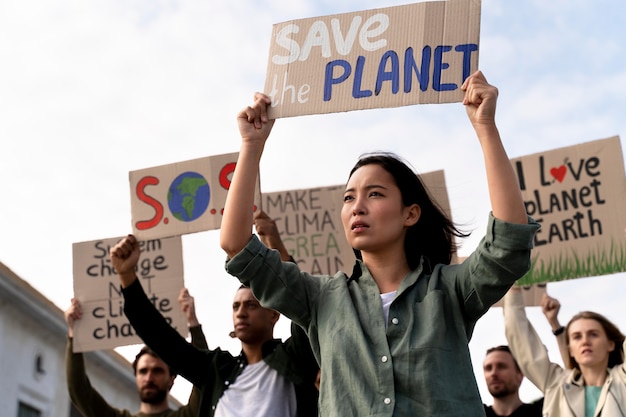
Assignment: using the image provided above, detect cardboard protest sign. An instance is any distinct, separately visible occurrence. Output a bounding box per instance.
[261,169,451,275]
[512,136,626,286]
[72,236,186,352]
[264,0,480,118]
[262,185,350,275]
[129,153,261,239]
[492,284,547,308]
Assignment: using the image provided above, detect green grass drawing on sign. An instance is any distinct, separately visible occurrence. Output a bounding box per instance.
[517,241,626,286]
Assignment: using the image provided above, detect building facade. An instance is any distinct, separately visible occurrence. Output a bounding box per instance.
[0,261,181,417]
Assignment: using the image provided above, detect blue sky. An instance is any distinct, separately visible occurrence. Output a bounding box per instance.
[1,0,625,404]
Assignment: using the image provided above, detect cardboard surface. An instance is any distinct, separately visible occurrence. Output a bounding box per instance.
[260,169,451,275]
[492,284,547,308]
[264,0,481,118]
[129,152,261,239]
[72,236,186,352]
[261,185,351,275]
[512,136,626,285]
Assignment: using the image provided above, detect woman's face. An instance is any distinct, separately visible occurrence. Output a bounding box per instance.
[341,164,419,255]
[568,318,615,369]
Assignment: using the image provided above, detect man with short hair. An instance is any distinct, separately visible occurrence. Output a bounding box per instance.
[483,345,543,417]
[65,288,205,417]
[132,345,177,407]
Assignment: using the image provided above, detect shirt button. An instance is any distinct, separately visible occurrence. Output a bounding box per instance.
[381,355,388,363]
[391,317,399,325]
[384,398,391,405]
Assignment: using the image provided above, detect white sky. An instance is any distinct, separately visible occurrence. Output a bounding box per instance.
[1,0,625,406]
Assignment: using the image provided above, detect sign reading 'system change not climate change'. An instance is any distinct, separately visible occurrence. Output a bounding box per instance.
[72,236,186,352]
[264,0,480,118]
[129,153,261,240]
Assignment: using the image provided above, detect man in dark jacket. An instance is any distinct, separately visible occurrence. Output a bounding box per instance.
[112,212,319,417]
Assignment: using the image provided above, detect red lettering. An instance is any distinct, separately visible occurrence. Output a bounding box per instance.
[219,163,236,190]
[135,176,164,230]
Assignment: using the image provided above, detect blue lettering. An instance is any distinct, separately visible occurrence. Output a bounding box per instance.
[433,45,456,91]
[455,43,478,82]
[323,43,475,101]
[375,50,399,95]
[352,56,372,98]
[324,60,351,101]
[404,46,431,92]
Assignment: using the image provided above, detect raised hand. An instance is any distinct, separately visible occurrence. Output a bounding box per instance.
[237,92,275,147]
[65,298,83,337]
[541,293,562,329]
[178,288,200,327]
[461,70,498,129]
[110,234,140,288]
[254,210,291,261]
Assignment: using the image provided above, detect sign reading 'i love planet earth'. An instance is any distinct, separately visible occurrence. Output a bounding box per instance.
[511,135,626,285]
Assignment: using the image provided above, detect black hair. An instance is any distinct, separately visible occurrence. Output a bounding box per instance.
[485,345,521,373]
[348,152,469,270]
[132,346,176,378]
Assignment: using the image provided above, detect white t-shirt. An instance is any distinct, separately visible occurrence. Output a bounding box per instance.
[214,360,297,417]
[380,290,397,327]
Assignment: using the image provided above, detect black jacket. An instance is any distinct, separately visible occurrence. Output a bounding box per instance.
[122,279,319,417]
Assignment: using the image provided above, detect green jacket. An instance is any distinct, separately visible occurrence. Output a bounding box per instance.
[226,213,540,417]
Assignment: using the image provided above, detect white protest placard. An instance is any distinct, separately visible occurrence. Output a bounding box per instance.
[129,153,261,239]
[264,0,480,118]
[261,169,452,275]
[512,136,626,286]
[72,236,186,352]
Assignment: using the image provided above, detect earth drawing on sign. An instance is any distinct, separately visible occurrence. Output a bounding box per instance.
[167,172,210,222]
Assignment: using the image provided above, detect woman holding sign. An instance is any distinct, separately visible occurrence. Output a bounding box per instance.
[221,70,540,416]
[504,288,626,417]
